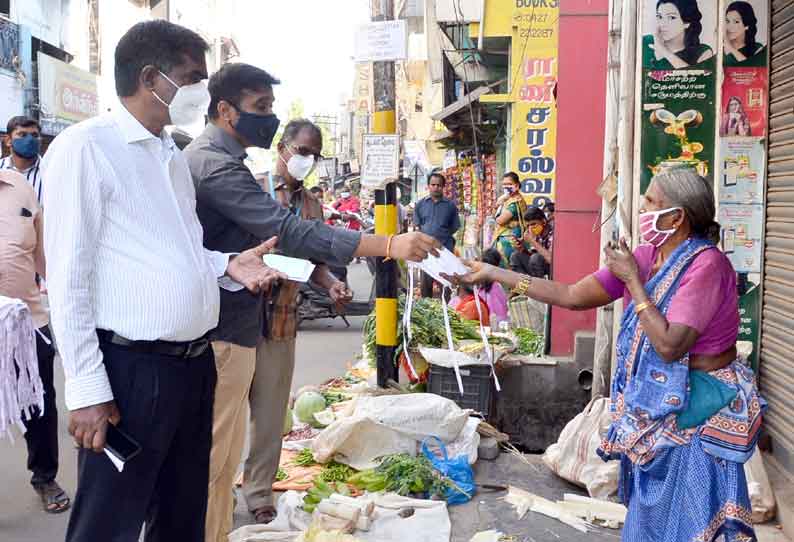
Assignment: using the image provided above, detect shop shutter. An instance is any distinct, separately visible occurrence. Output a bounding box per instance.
[761,0,794,478]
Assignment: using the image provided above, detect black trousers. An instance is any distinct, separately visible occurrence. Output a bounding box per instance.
[23,325,58,487]
[65,336,216,542]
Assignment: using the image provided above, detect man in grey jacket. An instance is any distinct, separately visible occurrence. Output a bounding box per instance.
[185,63,438,541]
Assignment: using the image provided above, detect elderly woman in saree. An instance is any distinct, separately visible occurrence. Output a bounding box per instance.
[449,167,764,542]
[491,171,528,267]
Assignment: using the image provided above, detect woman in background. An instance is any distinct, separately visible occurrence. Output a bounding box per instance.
[491,172,527,267]
[480,249,509,324]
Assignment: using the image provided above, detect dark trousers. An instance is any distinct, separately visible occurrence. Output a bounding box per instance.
[65,337,216,542]
[23,325,58,487]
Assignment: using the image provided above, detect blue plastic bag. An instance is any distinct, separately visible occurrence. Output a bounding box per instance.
[421,436,476,505]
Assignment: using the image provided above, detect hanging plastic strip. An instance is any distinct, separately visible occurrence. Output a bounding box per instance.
[441,287,464,394]
[472,286,501,392]
[401,270,419,381]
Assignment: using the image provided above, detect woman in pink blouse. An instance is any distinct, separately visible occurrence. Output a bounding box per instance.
[448,168,763,542]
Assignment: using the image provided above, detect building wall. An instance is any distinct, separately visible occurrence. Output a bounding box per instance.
[548,0,609,356]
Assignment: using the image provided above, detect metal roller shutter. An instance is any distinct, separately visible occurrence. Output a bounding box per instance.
[761,0,794,478]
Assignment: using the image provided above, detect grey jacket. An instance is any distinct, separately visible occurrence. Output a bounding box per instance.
[185,124,360,347]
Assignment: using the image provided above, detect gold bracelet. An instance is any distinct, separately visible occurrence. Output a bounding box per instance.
[511,277,532,296]
[635,302,651,314]
[383,234,395,262]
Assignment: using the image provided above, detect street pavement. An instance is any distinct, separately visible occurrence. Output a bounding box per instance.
[1,261,790,542]
[0,262,370,541]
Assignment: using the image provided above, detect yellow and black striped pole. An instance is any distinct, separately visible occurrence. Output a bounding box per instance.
[371,0,398,387]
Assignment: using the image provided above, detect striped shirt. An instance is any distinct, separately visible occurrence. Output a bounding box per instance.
[41,106,232,411]
[0,155,43,203]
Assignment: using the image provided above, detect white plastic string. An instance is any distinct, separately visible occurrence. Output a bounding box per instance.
[473,286,501,392]
[401,271,418,381]
[441,287,464,394]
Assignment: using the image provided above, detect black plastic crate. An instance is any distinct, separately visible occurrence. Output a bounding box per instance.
[428,364,494,419]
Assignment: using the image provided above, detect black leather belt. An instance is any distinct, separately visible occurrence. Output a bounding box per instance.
[96,329,210,359]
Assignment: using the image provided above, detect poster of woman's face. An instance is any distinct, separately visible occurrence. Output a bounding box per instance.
[642,0,718,70]
[723,0,768,67]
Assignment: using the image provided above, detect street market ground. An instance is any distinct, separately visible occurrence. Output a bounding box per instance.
[0,263,789,541]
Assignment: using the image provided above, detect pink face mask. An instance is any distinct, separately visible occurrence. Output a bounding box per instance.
[639,207,682,247]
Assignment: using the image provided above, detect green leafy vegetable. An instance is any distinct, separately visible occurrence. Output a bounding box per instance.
[363,295,481,367]
[293,448,317,467]
[349,453,452,498]
[275,467,288,482]
[514,327,544,355]
[318,462,355,484]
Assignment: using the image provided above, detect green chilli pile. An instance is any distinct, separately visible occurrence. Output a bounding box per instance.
[363,295,481,366]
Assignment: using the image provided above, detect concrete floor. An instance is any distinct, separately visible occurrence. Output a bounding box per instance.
[1,262,790,542]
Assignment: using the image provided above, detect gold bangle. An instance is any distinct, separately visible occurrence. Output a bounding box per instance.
[383,234,395,262]
[511,277,532,296]
[635,302,651,314]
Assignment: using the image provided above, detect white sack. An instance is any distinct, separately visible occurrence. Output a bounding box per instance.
[542,397,618,499]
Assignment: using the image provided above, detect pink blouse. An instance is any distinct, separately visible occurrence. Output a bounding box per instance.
[484,282,509,321]
[593,245,739,355]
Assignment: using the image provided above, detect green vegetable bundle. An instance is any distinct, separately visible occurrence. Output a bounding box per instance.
[302,479,350,513]
[514,327,544,355]
[349,453,451,498]
[363,295,481,366]
[293,448,317,467]
[275,467,288,482]
[318,462,355,484]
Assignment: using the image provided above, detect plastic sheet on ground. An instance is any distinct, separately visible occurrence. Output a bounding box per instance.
[228,491,451,542]
[312,394,469,470]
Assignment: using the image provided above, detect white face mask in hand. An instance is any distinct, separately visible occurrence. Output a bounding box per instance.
[152,71,211,127]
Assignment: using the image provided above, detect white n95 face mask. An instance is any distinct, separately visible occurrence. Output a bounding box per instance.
[152,71,211,127]
[283,152,316,181]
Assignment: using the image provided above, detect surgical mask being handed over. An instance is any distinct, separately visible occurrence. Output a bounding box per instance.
[639,207,682,247]
[280,147,316,181]
[151,71,210,127]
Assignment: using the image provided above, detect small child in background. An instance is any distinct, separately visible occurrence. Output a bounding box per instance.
[480,249,509,324]
[450,249,508,324]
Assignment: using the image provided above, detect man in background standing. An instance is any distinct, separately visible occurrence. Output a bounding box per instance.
[0,169,69,514]
[1,117,43,203]
[247,119,352,525]
[414,172,460,297]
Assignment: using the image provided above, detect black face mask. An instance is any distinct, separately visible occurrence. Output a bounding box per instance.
[234,109,280,149]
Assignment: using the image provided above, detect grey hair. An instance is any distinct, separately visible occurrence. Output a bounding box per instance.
[281,118,322,146]
[651,168,720,244]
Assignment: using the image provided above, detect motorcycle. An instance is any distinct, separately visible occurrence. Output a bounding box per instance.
[297,223,377,327]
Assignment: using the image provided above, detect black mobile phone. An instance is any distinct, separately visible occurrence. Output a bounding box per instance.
[105,424,142,463]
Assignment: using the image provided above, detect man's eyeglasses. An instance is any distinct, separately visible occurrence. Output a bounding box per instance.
[289,144,322,161]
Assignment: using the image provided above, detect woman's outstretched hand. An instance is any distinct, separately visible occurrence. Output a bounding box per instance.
[604,238,640,285]
[442,260,498,286]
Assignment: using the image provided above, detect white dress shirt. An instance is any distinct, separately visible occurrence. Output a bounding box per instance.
[42,106,231,410]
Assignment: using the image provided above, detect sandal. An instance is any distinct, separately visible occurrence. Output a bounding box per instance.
[34,481,71,514]
[252,505,277,524]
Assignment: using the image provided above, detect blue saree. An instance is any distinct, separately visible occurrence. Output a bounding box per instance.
[598,237,765,542]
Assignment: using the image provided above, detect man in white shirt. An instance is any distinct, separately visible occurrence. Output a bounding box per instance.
[41,20,283,542]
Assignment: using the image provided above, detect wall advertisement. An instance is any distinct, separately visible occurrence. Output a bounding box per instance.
[638,0,718,194]
[38,52,99,136]
[508,3,559,208]
[636,0,768,368]
[716,0,769,370]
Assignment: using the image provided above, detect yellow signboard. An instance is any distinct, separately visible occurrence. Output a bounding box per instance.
[509,4,559,207]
